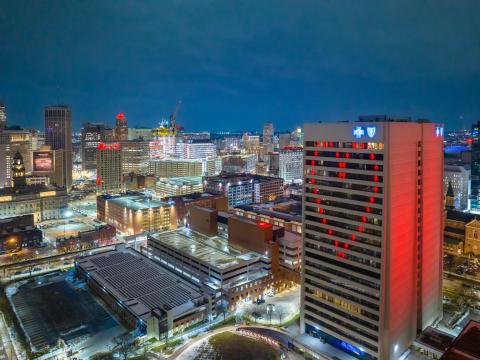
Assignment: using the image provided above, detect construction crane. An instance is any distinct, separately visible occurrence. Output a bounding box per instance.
[169,100,182,135]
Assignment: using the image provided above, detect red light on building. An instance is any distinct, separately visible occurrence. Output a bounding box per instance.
[319,208,324,214]
[323,141,327,147]
[334,240,339,247]
[361,215,367,223]
[359,142,365,149]
[316,140,321,147]
[352,142,357,149]
[316,198,321,204]
[373,186,379,193]
[313,188,319,194]
[311,169,316,175]
[467,138,473,143]
[369,196,375,203]
[258,221,272,229]
[335,152,340,158]
[345,152,351,158]
[374,165,379,171]
[369,153,375,160]
[116,112,125,120]
[344,243,349,249]
[328,229,333,235]
[310,178,316,184]
[96,176,101,185]
[357,226,363,232]
[351,234,356,241]
[314,150,318,156]
[365,206,371,213]
[329,141,333,147]
[322,218,327,224]
[97,142,107,150]
[311,160,315,166]
[373,175,379,182]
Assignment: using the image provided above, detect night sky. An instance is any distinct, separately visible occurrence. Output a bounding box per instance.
[1,0,479,132]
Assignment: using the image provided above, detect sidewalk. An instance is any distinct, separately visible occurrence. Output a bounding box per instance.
[0,313,18,360]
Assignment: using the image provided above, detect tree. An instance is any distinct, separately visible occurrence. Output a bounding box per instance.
[114,333,134,360]
[216,299,228,321]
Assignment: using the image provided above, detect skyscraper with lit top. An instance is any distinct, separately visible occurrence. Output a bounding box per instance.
[114,112,128,141]
[300,116,443,360]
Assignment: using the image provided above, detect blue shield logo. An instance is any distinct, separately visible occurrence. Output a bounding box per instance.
[366,126,376,138]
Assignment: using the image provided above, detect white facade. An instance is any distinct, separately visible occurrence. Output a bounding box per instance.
[444,164,470,210]
[279,148,303,183]
[175,140,216,159]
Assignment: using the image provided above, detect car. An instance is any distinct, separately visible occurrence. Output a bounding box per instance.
[256,299,265,305]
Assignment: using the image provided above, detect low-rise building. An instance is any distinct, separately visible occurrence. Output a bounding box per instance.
[0,184,68,223]
[148,158,203,178]
[75,249,213,338]
[55,224,116,251]
[160,191,228,227]
[155,177,203,198]
[97,193,175,235]
[0,215,42,253]
[204,174,284,207]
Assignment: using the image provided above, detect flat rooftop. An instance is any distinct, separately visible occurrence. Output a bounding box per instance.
[149,228,264,271]
[76,249,203,320]
[157,176,203,186]
[441,320,480,360]
[107,194,171,211]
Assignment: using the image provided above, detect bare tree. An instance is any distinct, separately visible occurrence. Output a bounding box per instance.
[114,333,134,360]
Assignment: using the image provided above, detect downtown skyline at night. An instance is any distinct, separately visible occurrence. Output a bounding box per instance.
[1,2,480,360]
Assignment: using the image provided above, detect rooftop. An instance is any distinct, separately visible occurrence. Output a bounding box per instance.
[157,176,203,186]
[441,320,480,359]
[106,194,171,211]
[149,228,264,271]
[76,249,204,320]
[205,173,282,184]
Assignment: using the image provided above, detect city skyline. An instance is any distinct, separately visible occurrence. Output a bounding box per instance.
[1,1,480,131]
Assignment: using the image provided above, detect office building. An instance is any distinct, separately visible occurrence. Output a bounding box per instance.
[221,154,257,173]
[160,191,227,227]
[96,142,122,194]
[470,121,480,210]
[278,132,292,149]
[114,112,128,141]
[120,139,150,174]
[267,152,280,176]
[175,139,216,159]
[97,193,175,235]
[279,147,303,183]
[2,127,32,175]
[155,176,203,198]
[0,102,6,130]
[81,122,107,170]
[263,122,274,146]
[44,105,72,191]
[148,158,203,178]
[128,127,153,141]
[0,215,42,254]
[443,164,470,210]
[301,117,444,360]
[147,224,278,310]
[123,173,156,190]
[32,145,65,188]
[204,174,284,207]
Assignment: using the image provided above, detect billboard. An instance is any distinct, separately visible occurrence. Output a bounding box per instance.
[33,151,54,172]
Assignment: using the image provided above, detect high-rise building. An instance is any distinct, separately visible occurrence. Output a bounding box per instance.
[0,102,7,130]
[128,127,153,141]
[175,139,217,159]
[81,122,107,170]
[263,121,274,145]
[32,145,65,188]
[44,105,72,191]
[120,139,150,174]
[301,117,444,360]
[96,142,122,194]
[470,121,480,210]
[279,147,303,183]
[444,164,470,210]
[114,112,128,141]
